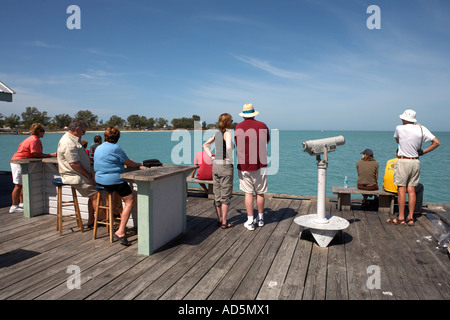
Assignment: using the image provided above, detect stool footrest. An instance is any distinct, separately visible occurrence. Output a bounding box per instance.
[60,215,81,221]
[61,203,77,207]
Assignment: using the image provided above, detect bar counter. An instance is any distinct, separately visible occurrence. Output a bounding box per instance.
[121,164,196,255]
[11,157,196,256]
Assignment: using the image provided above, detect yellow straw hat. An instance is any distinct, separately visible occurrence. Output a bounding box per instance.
[239,103,259,118]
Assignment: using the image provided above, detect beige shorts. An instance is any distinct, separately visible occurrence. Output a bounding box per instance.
[238,168,268,194]
[394,159,420,187]
[70,176,97,197]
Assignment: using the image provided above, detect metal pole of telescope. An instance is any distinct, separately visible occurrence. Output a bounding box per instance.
[315,147,329,224]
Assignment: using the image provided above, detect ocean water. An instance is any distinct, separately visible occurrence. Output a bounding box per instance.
[1,130,449,204]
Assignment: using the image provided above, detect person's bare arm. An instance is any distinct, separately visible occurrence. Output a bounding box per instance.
[32,151,56,158]
[423,137,440,155]
[224,131,233,162]
[203,135,215,159]
[123,158,142,168]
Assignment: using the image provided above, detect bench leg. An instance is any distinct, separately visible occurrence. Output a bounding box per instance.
[378,195,394,214]
[207,183,214,199]
[338,194,351,211]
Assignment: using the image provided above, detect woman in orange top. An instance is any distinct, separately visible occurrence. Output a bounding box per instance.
[10,123,56,213]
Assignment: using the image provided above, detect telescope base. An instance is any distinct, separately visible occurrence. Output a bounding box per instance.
[294,214,349,247]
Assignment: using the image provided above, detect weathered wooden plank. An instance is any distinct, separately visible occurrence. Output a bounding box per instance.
[351,209,392,300]
[302,244,328,300]
[0,214,54,243]
[232,199,294,300]
[0,216,81,255]
[58,249,146,300]
[256,200,304,300]
[105,195,219,302]
[380,212,445,299]
[183,205,255,300]
[191,197,276,300]
[278,201,315,300]
[13,240,137,300]
[108,197,245,300]
[340,209,371,300]
[414,214,450,296]
[135,197,244,300]
[0,230,109,298]
[363,209,418,299]
[399,215,449,299]
[157,197,247,300]
[206,198,284,300]
[325,204,349,300]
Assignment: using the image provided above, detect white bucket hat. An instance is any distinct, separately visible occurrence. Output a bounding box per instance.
[399,109,417,123]
[239,103,259,118]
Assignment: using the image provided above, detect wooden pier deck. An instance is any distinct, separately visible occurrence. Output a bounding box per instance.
[1,190,449,302]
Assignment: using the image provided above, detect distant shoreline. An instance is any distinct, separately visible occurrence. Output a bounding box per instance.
[0,129,179,135]
[2,129,449,135]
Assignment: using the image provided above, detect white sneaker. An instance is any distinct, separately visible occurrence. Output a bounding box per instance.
[244,222,255,231]
[9,205,24,213]
[257,219,264,227]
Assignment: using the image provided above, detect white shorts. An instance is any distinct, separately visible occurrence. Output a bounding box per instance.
[10,163,22,185]
[238,168,268,194]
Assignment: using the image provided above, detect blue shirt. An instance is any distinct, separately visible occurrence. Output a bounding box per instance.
[94,142,129,185]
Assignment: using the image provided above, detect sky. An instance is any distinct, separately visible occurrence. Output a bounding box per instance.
[0,0,449,131]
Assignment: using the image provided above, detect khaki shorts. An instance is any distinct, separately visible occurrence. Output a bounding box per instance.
[70,175,97,197]
[238,168,268,194]
[394,159,420,187]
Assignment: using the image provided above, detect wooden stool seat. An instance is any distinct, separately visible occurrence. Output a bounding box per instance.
[93,185,123,243]
[52,178,84,236]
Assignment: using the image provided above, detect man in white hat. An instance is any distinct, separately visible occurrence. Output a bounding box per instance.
[235,104,270,230]
[392,109,440,225]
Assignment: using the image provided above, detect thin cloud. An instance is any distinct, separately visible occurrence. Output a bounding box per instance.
[80,48,128,59]
[78,69,126,80]
[233,55,309,80]
[20,40,60,48]
[196,14,258,26]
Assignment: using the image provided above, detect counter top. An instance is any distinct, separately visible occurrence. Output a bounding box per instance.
[42,158,58,164]
[14,158,195,182]
[121,164,196,182]
[10,158,46,164]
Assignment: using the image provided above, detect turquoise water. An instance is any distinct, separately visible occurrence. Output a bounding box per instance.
[1,130,449,204]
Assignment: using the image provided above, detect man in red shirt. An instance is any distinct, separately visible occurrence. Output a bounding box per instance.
[235,104,270,230]
[10,123,56,213]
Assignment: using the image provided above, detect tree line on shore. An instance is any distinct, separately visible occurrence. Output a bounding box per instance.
[0,107,220,132]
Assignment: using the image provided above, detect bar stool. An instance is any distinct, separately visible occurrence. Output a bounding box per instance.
[93,185,123,243]
[52,178,84,236]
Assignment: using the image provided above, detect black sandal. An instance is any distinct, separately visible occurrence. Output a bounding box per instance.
[221,221,234,229]
[114,233,131,246]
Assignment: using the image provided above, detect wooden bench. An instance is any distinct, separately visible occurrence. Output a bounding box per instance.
[186,177,214,199]
[332,186,396,214]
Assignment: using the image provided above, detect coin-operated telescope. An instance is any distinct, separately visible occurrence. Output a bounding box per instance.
[294,135,349,247]
[302,135,345,157]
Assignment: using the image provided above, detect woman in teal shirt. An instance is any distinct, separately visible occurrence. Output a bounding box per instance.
[94,127,142,246]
